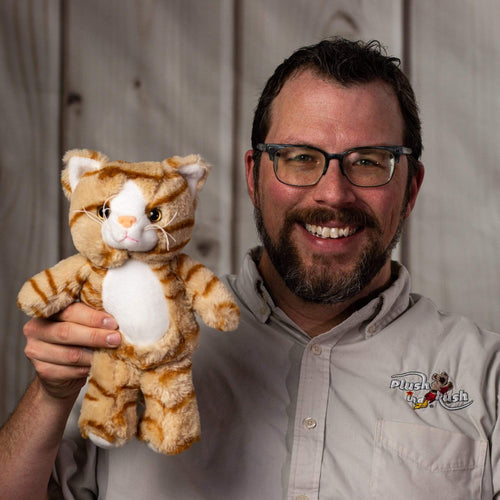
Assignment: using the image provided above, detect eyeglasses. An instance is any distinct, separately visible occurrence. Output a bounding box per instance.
[255,143,413,187]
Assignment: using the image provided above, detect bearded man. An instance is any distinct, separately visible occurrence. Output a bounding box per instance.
[2,38,499,500]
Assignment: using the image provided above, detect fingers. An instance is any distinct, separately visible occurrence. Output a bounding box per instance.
[33,358,92,383]
[24,332,94,368]
[24,301,121,350]
[53,302,118,331]
[22,304,122,399]
[23,322,93,399]
[24,316,121,350]
[31,359,92,401]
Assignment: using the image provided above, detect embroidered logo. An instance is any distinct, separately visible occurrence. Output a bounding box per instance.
[389,371,473,411]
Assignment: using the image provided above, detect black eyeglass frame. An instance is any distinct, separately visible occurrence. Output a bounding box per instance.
[255,143,413,187]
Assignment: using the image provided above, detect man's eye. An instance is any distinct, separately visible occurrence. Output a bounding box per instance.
[292,154,314,162]
[355,157,382,168]
[358,158,376,165]
[281,152,315,163]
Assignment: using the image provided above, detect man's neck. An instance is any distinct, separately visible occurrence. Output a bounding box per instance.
[257,251,393,338]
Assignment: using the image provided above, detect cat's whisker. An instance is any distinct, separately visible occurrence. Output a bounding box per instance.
[165,210,178,226]
[75,208,102,225]
[103,194,116,208]
[101,194,116,220]
[146,224,177,251]
[144,211,179,251]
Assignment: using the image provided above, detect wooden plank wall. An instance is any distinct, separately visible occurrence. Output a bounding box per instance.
[407,0,500,332]
[0,0,62,424]
[1,0,498,424]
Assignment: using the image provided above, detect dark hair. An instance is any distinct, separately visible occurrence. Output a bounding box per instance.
[251,37,422,181]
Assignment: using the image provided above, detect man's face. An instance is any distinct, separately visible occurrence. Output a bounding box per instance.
[246,70,423,304]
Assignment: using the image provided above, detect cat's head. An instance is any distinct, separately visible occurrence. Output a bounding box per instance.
[61,149,209,268]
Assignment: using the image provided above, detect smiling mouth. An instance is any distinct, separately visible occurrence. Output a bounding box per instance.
[304,223,359,239]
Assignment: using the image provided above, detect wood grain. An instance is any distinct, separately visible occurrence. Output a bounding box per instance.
[407,0,500,331]
[0,0,62,422]
[61,0,236,274]
[1,0,499,427]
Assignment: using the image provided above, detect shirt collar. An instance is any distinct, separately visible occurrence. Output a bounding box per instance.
[360,261,412,338]
[231,247,275,323]
[231,247,412,339]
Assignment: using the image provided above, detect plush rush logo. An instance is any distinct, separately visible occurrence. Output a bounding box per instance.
[390,371,473,411]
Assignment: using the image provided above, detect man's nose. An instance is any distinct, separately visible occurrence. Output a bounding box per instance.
[311,160,357,205]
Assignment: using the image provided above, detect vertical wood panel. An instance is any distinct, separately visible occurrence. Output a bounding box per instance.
[6,0,497,428]
[234,0,405,268]
[62,0,236,274]
[408,0,500,331]
[0,0,62,423]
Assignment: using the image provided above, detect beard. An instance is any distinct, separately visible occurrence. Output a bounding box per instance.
[254,203,407,305]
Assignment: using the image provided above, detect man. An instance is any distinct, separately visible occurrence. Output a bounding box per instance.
[1,38,499,499]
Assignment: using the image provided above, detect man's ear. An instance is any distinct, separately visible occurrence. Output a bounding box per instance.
[245,149,258,206]
[405,161,425,218]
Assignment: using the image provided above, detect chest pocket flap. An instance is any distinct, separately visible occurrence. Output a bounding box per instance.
[370,419,488,499]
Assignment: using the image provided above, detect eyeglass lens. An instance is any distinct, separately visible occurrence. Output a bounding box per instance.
[274,146,395,187]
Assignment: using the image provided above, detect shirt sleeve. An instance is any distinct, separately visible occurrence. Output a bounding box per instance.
[484,334,500,499]
[50,389,99,499]
[490,381,500,497]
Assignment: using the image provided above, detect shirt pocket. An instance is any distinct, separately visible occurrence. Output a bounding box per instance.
[370,419,487,500]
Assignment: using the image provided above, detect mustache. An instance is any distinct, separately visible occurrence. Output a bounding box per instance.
[286,207,380,230]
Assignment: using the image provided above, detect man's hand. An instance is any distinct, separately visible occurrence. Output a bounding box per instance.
[23,303,121,400]
[0,302,120,499]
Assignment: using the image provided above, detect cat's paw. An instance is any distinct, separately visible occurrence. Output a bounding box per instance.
[87,432,117,449]
[213,302,240,331]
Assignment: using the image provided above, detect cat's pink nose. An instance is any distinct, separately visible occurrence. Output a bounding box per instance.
[117,215,136,228]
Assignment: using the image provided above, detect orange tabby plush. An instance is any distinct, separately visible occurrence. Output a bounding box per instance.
[17,149,240,454]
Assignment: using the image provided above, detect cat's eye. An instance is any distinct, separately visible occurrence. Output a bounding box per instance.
[97,206,111,220]
[148,208,162,223]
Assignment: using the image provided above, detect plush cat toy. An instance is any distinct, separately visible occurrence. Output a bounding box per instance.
[17,149,240,455]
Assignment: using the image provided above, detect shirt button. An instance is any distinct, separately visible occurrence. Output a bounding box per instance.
[296,496,309,500]
[303,417,317,430]
[311,344,322,355]
[367,324,377,335]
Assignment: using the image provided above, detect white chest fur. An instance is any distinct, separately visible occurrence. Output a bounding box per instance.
[102,260,169,346]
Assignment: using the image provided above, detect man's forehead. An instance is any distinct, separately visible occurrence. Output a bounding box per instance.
[268,70,404,144]
[278,68,398,104]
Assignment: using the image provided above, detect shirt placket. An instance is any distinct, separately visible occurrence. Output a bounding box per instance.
[287,339,332,500]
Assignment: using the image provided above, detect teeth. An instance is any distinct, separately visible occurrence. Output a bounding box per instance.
[305,224,357,239]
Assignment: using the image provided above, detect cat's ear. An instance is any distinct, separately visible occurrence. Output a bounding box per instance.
[165,154,210,199]
[61,149,109,198]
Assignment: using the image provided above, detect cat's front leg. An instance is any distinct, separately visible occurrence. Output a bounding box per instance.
[17,254,91,318]
[175,254,240,331]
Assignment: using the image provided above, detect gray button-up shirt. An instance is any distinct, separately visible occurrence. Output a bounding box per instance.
[52,249,500,499]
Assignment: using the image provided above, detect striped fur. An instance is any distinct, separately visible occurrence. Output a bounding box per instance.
[18,150,240,455]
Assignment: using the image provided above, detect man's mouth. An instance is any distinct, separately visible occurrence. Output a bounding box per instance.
[304,223,359,239]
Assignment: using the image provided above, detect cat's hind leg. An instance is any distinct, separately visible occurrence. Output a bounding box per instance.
[79,350,140,448]
[139,358,200,454]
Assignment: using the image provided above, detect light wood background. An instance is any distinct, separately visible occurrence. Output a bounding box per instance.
[1,0,498,424]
